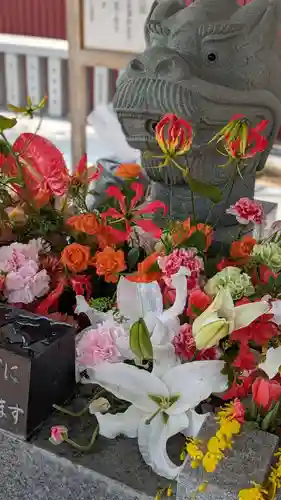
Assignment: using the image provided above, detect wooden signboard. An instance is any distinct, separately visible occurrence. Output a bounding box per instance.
[66,0,153,166]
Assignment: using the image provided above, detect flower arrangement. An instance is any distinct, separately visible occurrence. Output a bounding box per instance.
[1,102,281,498]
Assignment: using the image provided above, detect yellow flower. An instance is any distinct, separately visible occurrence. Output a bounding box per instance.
[202,452,222,473]
[191,460,201,469]
[207,436,226,454]
[185,441,204,461]
[238,485,267,500]
[198,482,208,493]
[219,419,241,439]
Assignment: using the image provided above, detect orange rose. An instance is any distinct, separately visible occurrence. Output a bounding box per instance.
[127,252,162,283]
[230,236,256,259]
[67,214,100,236]
[115,163,141,179]
[61,243,90,273]
[94,246,126,283]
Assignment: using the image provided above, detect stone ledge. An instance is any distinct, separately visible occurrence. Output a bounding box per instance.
[177,416,279,500]
[0,397,180,500]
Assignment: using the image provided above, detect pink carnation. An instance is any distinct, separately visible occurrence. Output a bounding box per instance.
[158,248,204,292]
[0,239,50,304]
[226,197,264,225]
[77,321,126,367]
[172,323,218,361]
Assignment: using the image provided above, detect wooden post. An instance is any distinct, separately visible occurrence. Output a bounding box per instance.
[66,0,87,169]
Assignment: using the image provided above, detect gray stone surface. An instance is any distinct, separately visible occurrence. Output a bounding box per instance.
[177,416,279,499]
[0,396,180,499]
[114,0,281,238]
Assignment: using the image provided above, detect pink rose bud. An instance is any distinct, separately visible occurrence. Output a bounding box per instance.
[49,425,68,445]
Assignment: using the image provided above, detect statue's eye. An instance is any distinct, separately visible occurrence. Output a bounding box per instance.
[207,52,217,62]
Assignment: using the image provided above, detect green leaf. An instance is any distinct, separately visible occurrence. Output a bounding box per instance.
[183,230,206,252]
[261,401,281,431]
[187,175,222,203]
[129,318,153,360]
[0,139,10,156]
[0,115,17,131]
[127,247,140,271]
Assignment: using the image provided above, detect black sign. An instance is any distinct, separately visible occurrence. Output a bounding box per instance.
[0,305,75,439]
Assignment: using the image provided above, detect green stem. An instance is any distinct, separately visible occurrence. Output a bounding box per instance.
[64,424,99,452]
[53,389,105,417]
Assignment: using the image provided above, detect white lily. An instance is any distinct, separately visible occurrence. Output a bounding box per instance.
[193,288,269,350]
[259,347,281,379]
[271,300,281,326]
[117,270,187,375]
[89,359,227,479]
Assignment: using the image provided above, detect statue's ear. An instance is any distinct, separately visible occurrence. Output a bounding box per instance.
[145,0,186,44]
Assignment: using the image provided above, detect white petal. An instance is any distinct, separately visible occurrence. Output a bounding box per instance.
[96,405,145,438]
[153,344,180,378]
[193,291,224,336]
[115,336,134,360]
[117,277,163,322]
[217,288,235,322]
[162,360,227,415]
[259,346,281,379]
[90,362,169,412]
[138,412,189,479]
[271,300,281,325]
[183,410,209,437]
[160,273,187,323]
[75,295,109,326]
[234,300,269,330]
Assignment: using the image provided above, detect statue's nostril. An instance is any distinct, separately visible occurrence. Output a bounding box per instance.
[146,120,159,136]
[155,58,176,77]
[130,58,145,72]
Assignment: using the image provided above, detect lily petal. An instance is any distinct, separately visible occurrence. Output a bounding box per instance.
[271,300,281,325]
[160,272,187,324]
[117,277,163,322]
[162,360,227,415]
[96,405,145,439]
[91,362,169,412]
[259,346,281,379]
[153,343,180,378]
[234,300,269,330]
[75,295,110,326]
[193,290,224,336]
[184,409,209,438]
[138,412,189,479]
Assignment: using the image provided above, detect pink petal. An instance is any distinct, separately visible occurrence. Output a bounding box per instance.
[136,219,163,238]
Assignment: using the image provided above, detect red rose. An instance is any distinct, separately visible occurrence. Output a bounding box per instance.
[252,377,281,411]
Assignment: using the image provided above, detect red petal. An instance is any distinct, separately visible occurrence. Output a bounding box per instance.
[130,182,144,210]
[36,279,67,315]
[136,218,163,238]
[74,153,87,176]
[102,208,123,220]
[135,200,168,216]
[106,185,127,214]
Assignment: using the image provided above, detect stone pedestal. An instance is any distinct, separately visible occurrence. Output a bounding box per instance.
[177,416,279,500]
